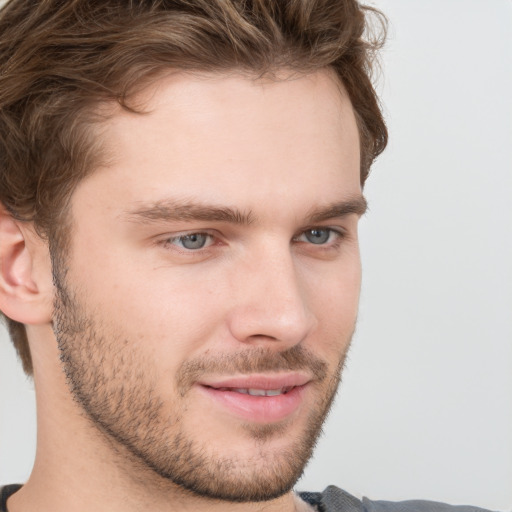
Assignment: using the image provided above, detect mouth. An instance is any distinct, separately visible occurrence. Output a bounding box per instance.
[210,386,295,397]
[197,374,311,423]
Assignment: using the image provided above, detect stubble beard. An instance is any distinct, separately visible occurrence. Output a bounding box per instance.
[52,271,351,503]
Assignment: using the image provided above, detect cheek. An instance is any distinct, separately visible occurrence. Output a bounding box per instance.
[306,260,361,344]
[308,252,361,306]
[87,265,228,362]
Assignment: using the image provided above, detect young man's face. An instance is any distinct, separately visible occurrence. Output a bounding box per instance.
[53,69,363,501]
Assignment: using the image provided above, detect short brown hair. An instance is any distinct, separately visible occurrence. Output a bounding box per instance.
[0,0,387,375]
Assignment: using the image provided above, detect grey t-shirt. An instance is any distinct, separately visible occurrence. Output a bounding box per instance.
[299,486,496,512]
[0,484,496,512]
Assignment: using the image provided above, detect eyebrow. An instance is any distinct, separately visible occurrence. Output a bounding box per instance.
[123,195,367,225]
[306,196,368,222]
[124,200,254,225]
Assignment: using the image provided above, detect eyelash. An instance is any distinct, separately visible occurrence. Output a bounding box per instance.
[161,227,346,253]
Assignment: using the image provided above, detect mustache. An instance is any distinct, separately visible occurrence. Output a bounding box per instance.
[176,344,329,395]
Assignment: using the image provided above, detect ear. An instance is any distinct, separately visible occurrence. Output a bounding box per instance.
[0,206,54,325]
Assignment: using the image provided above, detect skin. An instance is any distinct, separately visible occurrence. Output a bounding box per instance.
[1,68,363,512]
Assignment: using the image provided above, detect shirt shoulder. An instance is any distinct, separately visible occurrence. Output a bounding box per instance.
[363,496,497,512]
[299,486,498,512]
[0,484,22,512]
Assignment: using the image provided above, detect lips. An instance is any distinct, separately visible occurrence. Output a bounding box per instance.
[197,373,310,423]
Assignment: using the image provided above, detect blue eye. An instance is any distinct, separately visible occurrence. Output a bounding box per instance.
[302,228,332,244]
[172,233,211,250]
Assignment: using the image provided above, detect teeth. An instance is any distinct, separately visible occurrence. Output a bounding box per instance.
[264,389,283,396]
[233,388,289,396]
[248,388,267,396]
[213,386,294,396]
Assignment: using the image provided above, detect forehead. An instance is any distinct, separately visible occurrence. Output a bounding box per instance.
[77,69,361,219]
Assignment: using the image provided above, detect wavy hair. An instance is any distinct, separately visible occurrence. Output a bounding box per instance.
[0,0,387,374]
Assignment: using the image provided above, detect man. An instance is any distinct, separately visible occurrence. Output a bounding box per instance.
[0,1,496,511]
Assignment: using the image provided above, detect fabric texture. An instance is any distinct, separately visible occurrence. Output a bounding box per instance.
[0,485,22,512]
[0,484,496,512]
[298,486,496,512]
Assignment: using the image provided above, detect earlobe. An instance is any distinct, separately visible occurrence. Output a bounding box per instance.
[0,208,53,325]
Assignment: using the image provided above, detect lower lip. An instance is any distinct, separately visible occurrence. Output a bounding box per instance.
[198,385,307,423]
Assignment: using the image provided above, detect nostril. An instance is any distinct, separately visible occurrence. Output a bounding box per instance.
[247,334,279,341]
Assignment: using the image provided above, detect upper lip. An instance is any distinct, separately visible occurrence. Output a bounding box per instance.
[199,372,311,390]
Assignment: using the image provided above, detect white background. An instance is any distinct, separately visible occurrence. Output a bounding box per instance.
[1,1,511,510]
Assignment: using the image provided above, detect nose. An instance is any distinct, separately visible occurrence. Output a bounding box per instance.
[226,245,316,348]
